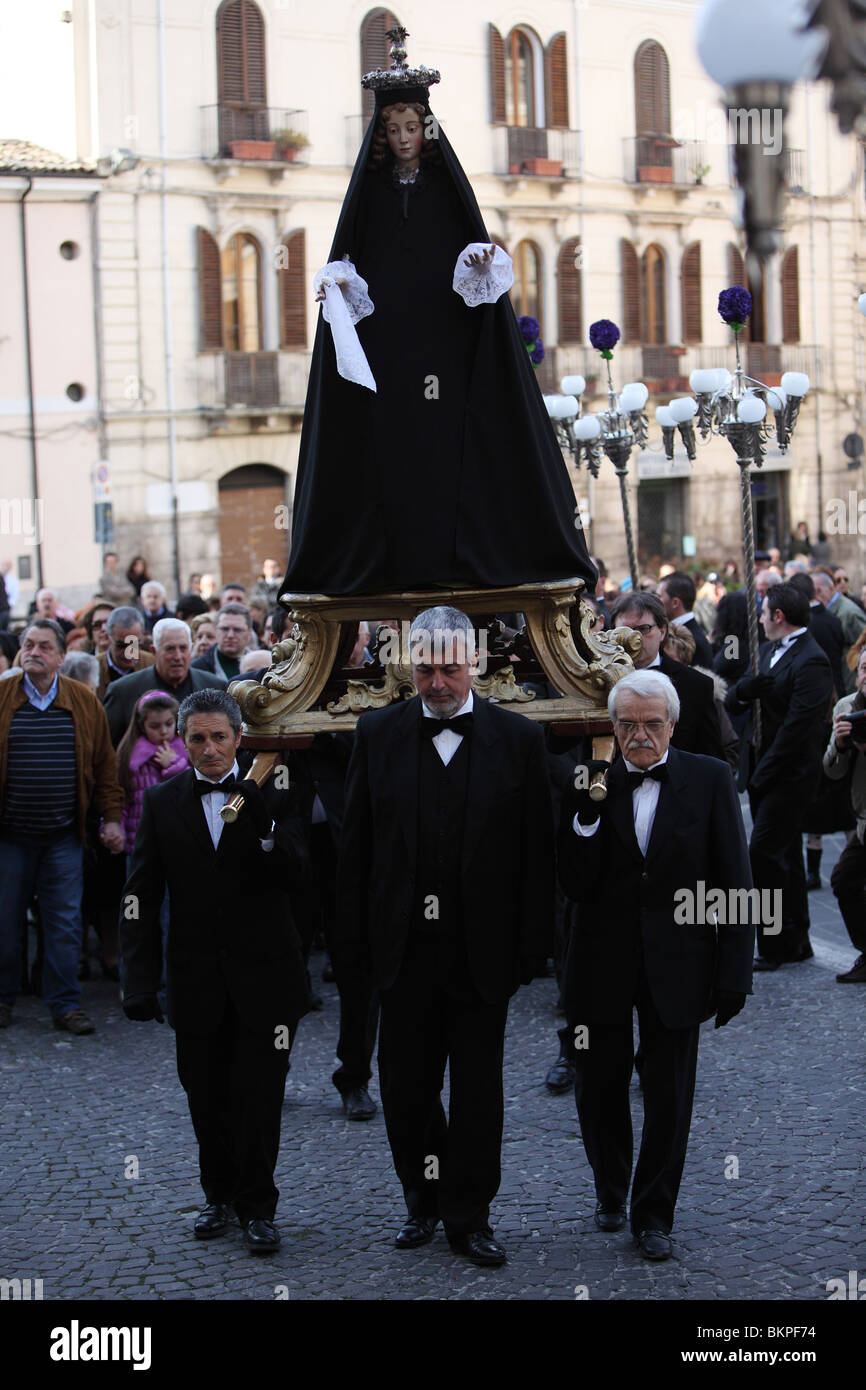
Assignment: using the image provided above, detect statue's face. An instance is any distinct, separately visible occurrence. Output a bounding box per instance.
[385,108,424,167]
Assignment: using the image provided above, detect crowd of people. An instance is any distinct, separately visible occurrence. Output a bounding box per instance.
[0,540,864,1263]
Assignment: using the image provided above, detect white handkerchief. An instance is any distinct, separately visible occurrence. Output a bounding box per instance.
[314,261,376,393]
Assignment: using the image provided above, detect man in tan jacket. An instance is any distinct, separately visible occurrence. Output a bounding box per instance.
[0,619,124,1034]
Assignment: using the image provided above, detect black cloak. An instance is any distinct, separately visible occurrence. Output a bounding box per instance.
[282,86,596,598]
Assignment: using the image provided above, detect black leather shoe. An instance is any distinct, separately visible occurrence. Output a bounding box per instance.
[244,1219,280,1254]
[545,1053,575,1094]
[635,1228,672,1261]
[806,872,821,891]
[343,1087,377,1121]
[395,1216,437,1249]
[194,1203,231,1239]
[448,1229,507,1267]
[595,1203,627,1232]
[837,954,866,983]
[753,956,781,971]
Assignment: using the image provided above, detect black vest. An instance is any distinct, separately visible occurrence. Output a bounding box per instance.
[413,733,470,938]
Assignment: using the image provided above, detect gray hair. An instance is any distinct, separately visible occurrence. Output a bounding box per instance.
[216,602,251,626]
[61,652,100,689]
[812,571,835,599]
[178,687,242,738]
[409,606,475,665]
[608,669,680,723]
[106,606,143,635]
[141,580,166,600]
[153,617,192,648]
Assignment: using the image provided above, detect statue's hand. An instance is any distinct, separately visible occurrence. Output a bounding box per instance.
[463,245,495,273]
[315,275,349,303]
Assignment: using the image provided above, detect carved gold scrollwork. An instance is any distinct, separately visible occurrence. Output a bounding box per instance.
[473,664,535,703]
[327,663,416,714]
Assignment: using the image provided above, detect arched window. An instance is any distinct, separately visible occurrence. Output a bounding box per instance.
[558,238,583,344]
[278,230,306,348]
[621,239,641,343]
[217,0,267,147]
[222,233,262,352]
[360,8,401,122]
[512,240,543,326]
[681,242,702,344]
[642,244,667,344]
[634,40,671,171]
[505,28,541,127]
[781,245,800,344]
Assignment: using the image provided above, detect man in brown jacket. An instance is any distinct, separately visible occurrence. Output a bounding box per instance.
[0,619,124,1034]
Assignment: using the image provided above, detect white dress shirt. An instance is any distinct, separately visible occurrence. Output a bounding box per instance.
[769,627,806,668]
[421,691,474,765]
[672,612,695,628]
[194,759,275,851]
[573,751,670,856]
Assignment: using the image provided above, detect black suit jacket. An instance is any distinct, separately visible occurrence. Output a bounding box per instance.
[103,665,227,744]
[807,603,845,699]
[681,617,714,669]
[558,748,754,1030]
[334,694,554,1004]
[120,766,309,1036]
[725,631,833,795]
[656,652,726,762]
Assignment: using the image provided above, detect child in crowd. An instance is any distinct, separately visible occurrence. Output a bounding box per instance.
[116,692,187,853]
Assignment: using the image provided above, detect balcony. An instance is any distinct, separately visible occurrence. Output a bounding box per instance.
[494,127,581,179]
[201,106,309,166]
[624,137,708,186]
[727,145,807,193]
[196,351,312,417]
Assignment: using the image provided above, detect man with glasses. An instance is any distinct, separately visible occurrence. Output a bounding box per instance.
[559,669,754,1261]
[95,607,155,701]
[191,603,253,684]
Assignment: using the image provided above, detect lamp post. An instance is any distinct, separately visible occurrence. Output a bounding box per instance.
[544,321,648,590]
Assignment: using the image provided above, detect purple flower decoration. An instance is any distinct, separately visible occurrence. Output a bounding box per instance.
[589,319,620,359]
[529,338,545,366]
[718,286,752,331]
[518,315,540,344]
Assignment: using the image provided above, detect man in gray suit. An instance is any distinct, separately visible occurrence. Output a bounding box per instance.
[103,618,225,744]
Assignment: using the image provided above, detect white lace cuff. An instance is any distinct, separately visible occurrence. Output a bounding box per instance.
[314,261,374,326]
[452,244,514,307]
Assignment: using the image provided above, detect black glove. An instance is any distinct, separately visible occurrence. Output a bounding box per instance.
[567,759,610,825]
[123,994,164,1024]
[226,777,273,839]
[735,674,774,702]
[714,990,746,1029]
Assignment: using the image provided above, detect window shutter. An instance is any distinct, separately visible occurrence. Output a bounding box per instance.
[681,242,702,343]
[489,24,506,125]
[781,245,800,344]
[217,0,267,107]
[198,227,223,351]
[621,239,641,342]
[545,33,569,129]
[558,238,582,344]
[634,40,670,137]
[361,9,399,121]
[727,243,752,342]
[279,230,307,348]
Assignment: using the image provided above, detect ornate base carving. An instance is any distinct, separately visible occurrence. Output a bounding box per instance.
[230,578,638,738]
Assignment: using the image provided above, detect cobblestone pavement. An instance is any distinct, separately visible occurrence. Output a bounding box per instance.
[1,826,864,1305]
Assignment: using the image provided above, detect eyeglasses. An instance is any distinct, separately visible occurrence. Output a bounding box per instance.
[615,719,667,734]
[626,624,659,636]
[91,619,108,629]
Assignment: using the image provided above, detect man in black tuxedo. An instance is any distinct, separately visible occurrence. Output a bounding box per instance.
[725,582,833,969]
[334,605,554,1267]
[657,572,713,669]
[559,670,754,1260]
[610,592,726,762]
[120,688,309,1254]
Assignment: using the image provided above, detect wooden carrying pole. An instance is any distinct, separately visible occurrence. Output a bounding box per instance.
[219,751,279,824]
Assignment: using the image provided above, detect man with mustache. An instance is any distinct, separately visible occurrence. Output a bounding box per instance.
[558,670,754,1261]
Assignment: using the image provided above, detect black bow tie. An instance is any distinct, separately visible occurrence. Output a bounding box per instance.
[419,713,473,740]
[194,775,234,797]
[626,765,669,790]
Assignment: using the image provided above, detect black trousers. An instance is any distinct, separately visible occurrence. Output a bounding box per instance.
[830,837,866,953]
[748,784,810,959]
[377,935,509,1237]
[573,969,700,1235]
[175,1000,290,1224]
